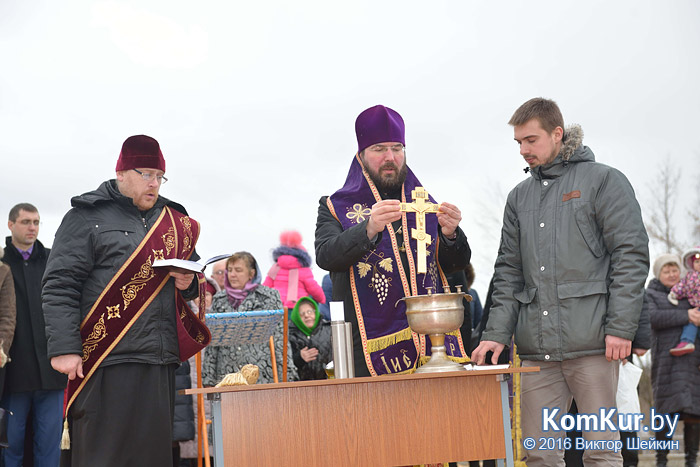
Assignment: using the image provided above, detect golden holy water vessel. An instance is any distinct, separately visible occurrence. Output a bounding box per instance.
[399,285,472,373]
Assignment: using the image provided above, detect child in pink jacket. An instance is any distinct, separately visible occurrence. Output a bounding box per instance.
[263,231,326,309]
[667,246,700,356]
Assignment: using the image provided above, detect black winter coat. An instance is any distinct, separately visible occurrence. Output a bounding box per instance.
[173,360,195,442]
[445,270,473,355]
[648,278,700,416]
[632,290,651,351]
[2,237,66,392]
[42,180,198,366]
[289,320,332,380]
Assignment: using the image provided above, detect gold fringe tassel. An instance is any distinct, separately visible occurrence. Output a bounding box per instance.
[446,330,471,362]
[60,418,70,450]
[512,344,528,467]
[366,327,413,354]
[393,367,419,375]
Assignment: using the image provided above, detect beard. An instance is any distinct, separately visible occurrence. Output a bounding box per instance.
[364,159,408,194]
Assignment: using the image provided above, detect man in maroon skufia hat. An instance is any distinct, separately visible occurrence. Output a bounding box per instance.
[42,135,208,466]
[315,105,472,377]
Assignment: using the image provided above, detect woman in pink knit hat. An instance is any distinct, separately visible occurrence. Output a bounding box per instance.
[263,231,326,309]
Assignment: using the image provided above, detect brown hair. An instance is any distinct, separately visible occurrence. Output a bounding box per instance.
[9,203,38,222]
[508,97,564,134]
[227,251,257,276]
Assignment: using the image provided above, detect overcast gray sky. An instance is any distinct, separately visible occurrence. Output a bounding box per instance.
[1,0,699,295]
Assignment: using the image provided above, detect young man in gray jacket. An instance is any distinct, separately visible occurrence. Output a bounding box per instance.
[472,98,649,467]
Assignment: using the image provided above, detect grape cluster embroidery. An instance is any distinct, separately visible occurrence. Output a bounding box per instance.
[357,254,394,305]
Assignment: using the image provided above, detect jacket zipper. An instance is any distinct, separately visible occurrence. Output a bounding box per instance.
[141,213,165,362]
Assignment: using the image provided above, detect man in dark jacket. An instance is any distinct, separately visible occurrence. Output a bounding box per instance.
[42,135,200,466]
[2,203,66,467]
[315,105,471,377]
[472,98,649,466]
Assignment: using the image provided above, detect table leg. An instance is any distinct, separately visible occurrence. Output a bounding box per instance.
[498,374,514,467]
[210,394,224,467]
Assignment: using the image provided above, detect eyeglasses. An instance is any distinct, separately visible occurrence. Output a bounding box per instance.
[367,144,404,154]
[133,169,168,184]
[212,271,226,276]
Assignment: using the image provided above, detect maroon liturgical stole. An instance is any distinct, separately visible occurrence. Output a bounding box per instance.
[64,206,210,418]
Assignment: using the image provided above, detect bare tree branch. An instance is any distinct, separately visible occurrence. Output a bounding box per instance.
[690,151,700,239]
[643,157,684,256]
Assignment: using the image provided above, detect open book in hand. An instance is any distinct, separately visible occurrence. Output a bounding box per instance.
[152,254,231,274]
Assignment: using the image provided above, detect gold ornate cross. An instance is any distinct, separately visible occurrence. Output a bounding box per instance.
[400,187,439,274]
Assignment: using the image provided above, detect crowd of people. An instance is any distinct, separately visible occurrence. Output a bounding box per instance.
[0,100,697,467]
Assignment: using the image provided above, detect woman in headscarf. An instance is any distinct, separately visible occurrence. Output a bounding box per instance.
[648,253,700,467]
[202,251,297,386]
[288,297,331,381]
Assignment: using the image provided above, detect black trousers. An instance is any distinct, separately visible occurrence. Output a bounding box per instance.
[69,362,177,467]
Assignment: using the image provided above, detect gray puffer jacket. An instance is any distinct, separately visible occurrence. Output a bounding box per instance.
[202,286,297,386]
[483,125,649,361]
[42,180,198,366]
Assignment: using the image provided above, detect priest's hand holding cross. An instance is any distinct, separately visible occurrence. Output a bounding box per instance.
[436,202,462,239]
[365,195,462,244]
[365,199,402,240]
[363,187,463,274]
[399,187,463,273]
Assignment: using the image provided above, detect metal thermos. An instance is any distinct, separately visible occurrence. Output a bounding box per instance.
[344,321,354,377]
[330,302,354,379]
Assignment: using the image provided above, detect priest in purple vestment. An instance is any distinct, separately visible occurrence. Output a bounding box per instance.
[314,105,472,377]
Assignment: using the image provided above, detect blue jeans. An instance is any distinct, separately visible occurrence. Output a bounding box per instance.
[680,322,699,343]
[1,390,63,467]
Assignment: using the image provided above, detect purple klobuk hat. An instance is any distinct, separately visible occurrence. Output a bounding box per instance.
[355,105,405,154]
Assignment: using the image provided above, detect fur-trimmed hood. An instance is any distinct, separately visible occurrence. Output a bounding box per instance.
[205,275,221,293]
[271,245,312,268]
[559,124,584,161]
[682,246,700,272]
[528,124,592,180]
